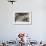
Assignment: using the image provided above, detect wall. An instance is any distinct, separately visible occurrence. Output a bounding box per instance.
[0,0,46,41]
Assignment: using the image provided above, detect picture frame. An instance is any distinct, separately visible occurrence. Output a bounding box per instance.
[12,11,32,25]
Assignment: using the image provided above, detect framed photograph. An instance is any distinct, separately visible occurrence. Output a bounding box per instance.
[12,11,32,25]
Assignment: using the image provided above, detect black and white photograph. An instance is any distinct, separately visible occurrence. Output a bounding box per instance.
[15,13,29,22]
[14,12,32,25]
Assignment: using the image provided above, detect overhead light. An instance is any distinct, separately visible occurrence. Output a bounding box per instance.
[8,0,16,4]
